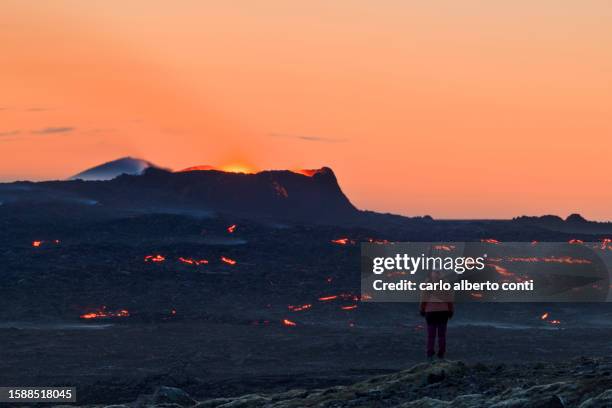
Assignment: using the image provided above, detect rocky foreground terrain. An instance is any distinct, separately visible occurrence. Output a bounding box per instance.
[50,357,612,408]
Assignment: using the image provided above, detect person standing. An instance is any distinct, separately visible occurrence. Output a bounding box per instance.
[419,270,454,361]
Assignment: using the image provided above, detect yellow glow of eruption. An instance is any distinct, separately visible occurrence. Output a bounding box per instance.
[219,163,257,174]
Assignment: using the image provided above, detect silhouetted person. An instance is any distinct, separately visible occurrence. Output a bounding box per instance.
[419,270,454,361]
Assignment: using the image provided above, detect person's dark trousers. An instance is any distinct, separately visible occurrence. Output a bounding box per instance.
[425,311,449,358]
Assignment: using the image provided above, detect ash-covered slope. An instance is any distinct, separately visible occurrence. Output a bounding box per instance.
[12,165,359,223]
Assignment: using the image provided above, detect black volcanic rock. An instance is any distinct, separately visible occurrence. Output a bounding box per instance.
[68,358,612,407]
[70,157,159,181]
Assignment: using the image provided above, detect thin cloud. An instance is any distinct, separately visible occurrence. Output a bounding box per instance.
[0,130,20,137]
[270,132,348,143]
[31,126,75,134]
[26,107,53,112]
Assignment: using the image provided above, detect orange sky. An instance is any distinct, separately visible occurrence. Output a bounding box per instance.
[1,1,610,220]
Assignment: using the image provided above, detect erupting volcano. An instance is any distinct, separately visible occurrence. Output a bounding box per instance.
[178,163,257,174]
[24,158,360,224]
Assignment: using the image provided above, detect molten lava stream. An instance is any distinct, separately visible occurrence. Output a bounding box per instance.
[80,307,130,320]
[221,256,237,265]
[178,257,209,266]
[288,304,312,312]
[144,254,166,263]
[481,238,501,244]
[331,238,352,245]
[318,295,338,302]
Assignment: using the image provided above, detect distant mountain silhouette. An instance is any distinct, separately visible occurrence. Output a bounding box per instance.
[70,157,158,181]
[16,161,360,223]
[514,214,589,225]
[566,213,588,224]
[514,213,611,234]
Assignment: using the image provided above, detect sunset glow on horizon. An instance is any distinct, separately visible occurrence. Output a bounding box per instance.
[1,1,610,220]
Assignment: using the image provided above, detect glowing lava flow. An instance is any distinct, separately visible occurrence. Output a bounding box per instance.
[481,239,501,244]
[487,263,515,277]
[433,245,455,251]
[568,239,584,244]
[221,256,237,265]
[144,254,166,263]
[340,305,357,310]
[540,312,561,325]
[318,295,338,302]
[331,238,356,245]
[503,256,591,265]
[31,240,60,247]
[220,163,257,174]
[227,224,237,233]
[178,257,209,265]
[80,307,130,319]
[368,238,391,244]
[288,304,312,312]
[282,318,297,327]
[293,169,321,177]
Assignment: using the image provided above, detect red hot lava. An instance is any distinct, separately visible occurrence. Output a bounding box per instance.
[331,238,351,245]
[487,263,515,278]
[282,318,297,327]
[221,256,237,265]
[80,307,130,319]
[340,305,357,310]
[540,312,561,325]
[433,245,455,251]
[32,240,60,247]
[368,238,391,244]
[144,254,166,263]
[318,295,338,302]
[178,257,209,265]
[293,169,320,177]
[481,239,501,244]
[272,181,289,198]
[227,224,237,233]
[319,293,360,302]
[288,304,312,312]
